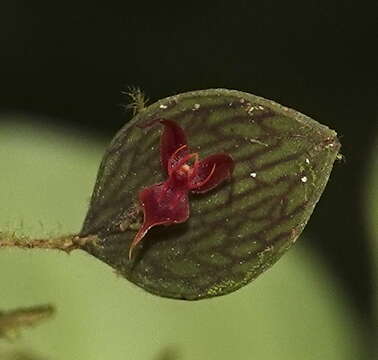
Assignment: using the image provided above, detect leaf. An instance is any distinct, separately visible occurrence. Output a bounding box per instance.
[79,89,340,300]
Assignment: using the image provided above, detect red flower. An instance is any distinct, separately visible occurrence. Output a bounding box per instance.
[129,119,235,259]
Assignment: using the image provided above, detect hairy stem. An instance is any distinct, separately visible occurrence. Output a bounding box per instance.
[0,232,97,252]
[0,304,55,339]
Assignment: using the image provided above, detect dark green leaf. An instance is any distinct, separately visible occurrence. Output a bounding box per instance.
[80,89,340,300]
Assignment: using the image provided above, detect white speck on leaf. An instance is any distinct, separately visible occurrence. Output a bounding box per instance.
[250,172,257,178]
[301,176,308,183]
[159,104,168,109]
[249,138,268,147]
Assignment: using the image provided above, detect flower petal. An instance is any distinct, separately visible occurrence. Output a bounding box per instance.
[129,181,190,259]
[189,153,234,193]
[160,119,188,174]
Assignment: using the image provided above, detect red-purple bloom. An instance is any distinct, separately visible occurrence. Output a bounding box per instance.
[129,119,234,259]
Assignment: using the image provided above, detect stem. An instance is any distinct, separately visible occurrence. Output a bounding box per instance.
[0,232,97,253]
[0,304,55,339]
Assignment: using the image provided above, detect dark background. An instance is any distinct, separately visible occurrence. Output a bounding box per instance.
[1,0,376,339]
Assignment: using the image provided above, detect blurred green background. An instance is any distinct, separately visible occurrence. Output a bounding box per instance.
[0,1,377,359]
